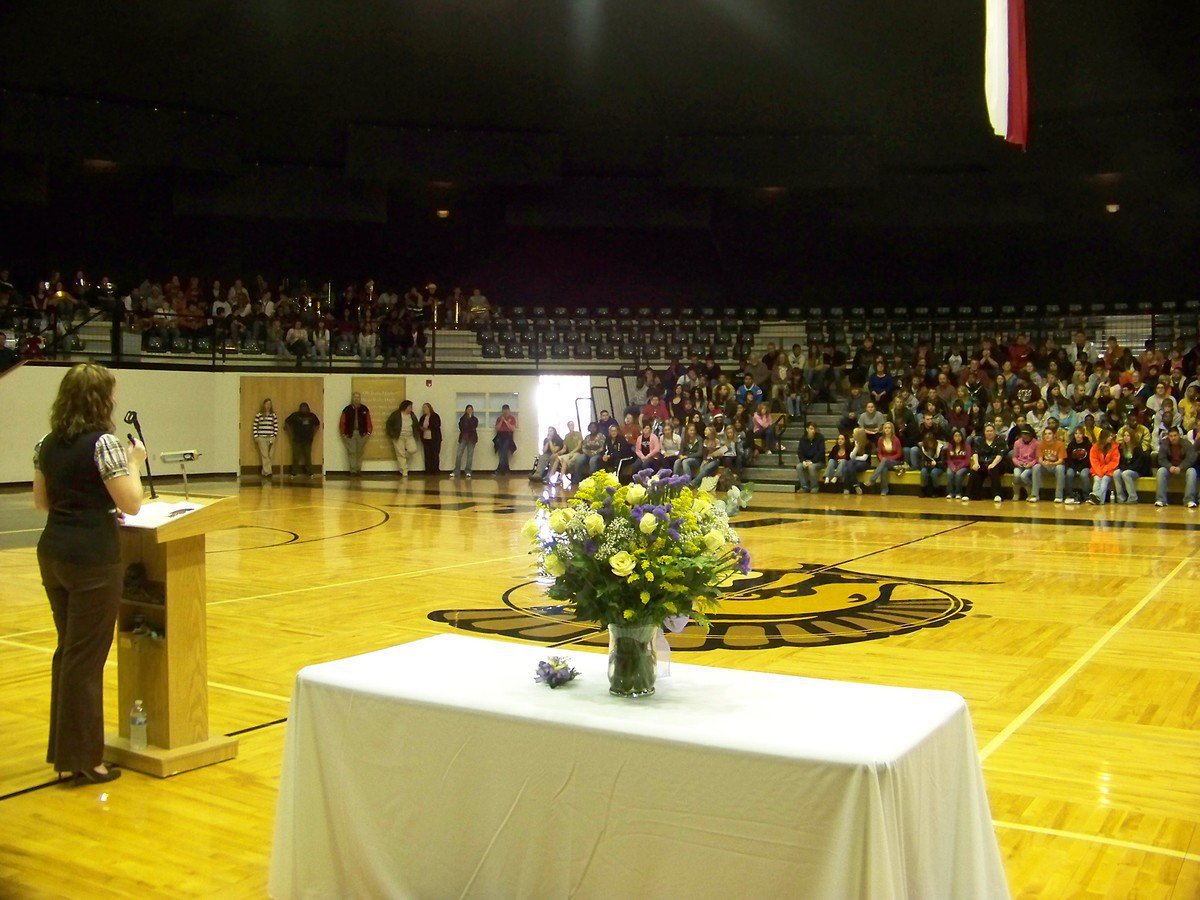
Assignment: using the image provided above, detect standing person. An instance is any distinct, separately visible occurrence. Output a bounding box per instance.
[794,423,825,494]
[284,402,321,478]
[493,404,517,474]
[1087,428,1120,505]
[451,404,479,479]
[252,398,278,480]
[968,423,1007,502]
[385,400,420,477]
[338,392,373,478]
[944,429,971,501]
[419,402,442,475]
[32,363,146,784]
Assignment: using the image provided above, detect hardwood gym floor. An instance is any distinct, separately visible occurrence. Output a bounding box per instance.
[0,477,1198,897]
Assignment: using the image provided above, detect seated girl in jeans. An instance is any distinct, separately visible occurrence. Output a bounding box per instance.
[839,428,872,495]
[823,433,850,485]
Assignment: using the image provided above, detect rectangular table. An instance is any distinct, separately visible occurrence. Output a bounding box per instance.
[270,634,1008,899]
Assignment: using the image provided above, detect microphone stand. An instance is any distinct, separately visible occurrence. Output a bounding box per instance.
[124,410,159,499]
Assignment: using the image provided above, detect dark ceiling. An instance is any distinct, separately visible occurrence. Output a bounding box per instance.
[0,1,1197,301]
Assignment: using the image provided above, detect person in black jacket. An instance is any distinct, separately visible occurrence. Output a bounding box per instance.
[794,423,825,493]
[1114,429,1152,503]
[968,423,1007,502]
[600,423,635,482]
[285,402,321,478]
[418,402,442,474]
[1062,426,1092,504]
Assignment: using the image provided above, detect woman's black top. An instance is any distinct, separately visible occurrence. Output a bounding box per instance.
[1120,445,1152,476]
[37,431,119,566]
[975,439,1006,469]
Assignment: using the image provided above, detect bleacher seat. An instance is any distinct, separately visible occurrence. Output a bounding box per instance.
[170,336,192,353]
[504,342,524,359]
[481,341,501,359]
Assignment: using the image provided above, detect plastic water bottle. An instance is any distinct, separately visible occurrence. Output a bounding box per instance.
[129,700,148,751]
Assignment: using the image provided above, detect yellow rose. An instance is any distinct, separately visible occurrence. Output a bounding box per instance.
[703,529,725,553]
[625,484,647,504]
[520,518,541,541]
[609,551,637,578]
[639,513,659,535]
[693,497,711,516]
[584,512,605,537]
[544,554,567,577]
[549,508,573,534]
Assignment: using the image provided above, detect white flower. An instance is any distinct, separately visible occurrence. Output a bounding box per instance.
[639,513,659,535]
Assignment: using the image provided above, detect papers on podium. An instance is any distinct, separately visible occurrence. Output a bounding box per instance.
[120,500,199,529]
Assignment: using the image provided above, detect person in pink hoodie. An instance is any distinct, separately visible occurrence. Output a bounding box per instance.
[1010,424,1041,501]
[632,424,663,475]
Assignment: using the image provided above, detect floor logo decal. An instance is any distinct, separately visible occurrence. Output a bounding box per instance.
[428,562,985,651]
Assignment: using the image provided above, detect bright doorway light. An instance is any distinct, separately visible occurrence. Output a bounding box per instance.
[536,375,591,444]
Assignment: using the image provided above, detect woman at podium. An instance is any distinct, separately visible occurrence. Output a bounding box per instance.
[32,363,147,785]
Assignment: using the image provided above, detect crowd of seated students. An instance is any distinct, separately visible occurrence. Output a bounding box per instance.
[795,330,1200,507]
[0,266,492,368]
[519,351,799,486]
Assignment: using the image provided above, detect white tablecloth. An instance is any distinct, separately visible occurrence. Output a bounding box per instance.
[270,634,1007,899]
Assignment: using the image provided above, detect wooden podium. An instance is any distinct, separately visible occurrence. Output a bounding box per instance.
[105,494,241,777]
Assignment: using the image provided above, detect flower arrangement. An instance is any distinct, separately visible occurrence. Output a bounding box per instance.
[534,657,580,688]
[520,470,751,630]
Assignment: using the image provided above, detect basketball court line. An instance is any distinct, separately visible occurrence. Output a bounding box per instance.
[979,547,1199,762]
[992,820,1200,863]
[206,551,530,607]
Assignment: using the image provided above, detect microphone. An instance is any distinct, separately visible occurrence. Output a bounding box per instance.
[123,410,158,499]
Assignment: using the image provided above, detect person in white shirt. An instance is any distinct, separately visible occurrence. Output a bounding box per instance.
[312,323,331,359]
[358,323,378,366]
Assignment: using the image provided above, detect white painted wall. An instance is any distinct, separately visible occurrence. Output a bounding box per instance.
[0,365,549,483]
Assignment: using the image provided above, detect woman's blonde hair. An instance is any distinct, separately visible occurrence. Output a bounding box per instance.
[50,363,116,441]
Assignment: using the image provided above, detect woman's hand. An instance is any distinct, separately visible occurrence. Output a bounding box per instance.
[128,437,148,466]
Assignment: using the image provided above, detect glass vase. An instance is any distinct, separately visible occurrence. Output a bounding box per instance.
[607,623,658,697]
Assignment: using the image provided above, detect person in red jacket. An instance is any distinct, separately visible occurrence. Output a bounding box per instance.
[1087,427,1120,505]
[338,392,373,477]
[868,422,905,496]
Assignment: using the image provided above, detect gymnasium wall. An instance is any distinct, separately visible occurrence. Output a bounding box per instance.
[0,365,568,484]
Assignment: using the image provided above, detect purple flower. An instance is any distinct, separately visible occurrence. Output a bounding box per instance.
[734,546,751,575]
[583,539,598,555]
[666,528,681,542]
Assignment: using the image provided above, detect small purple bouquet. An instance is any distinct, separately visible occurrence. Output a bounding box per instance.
[534,656,580,688]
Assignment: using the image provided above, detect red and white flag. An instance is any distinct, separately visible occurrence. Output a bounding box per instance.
[985,0,1028,148]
